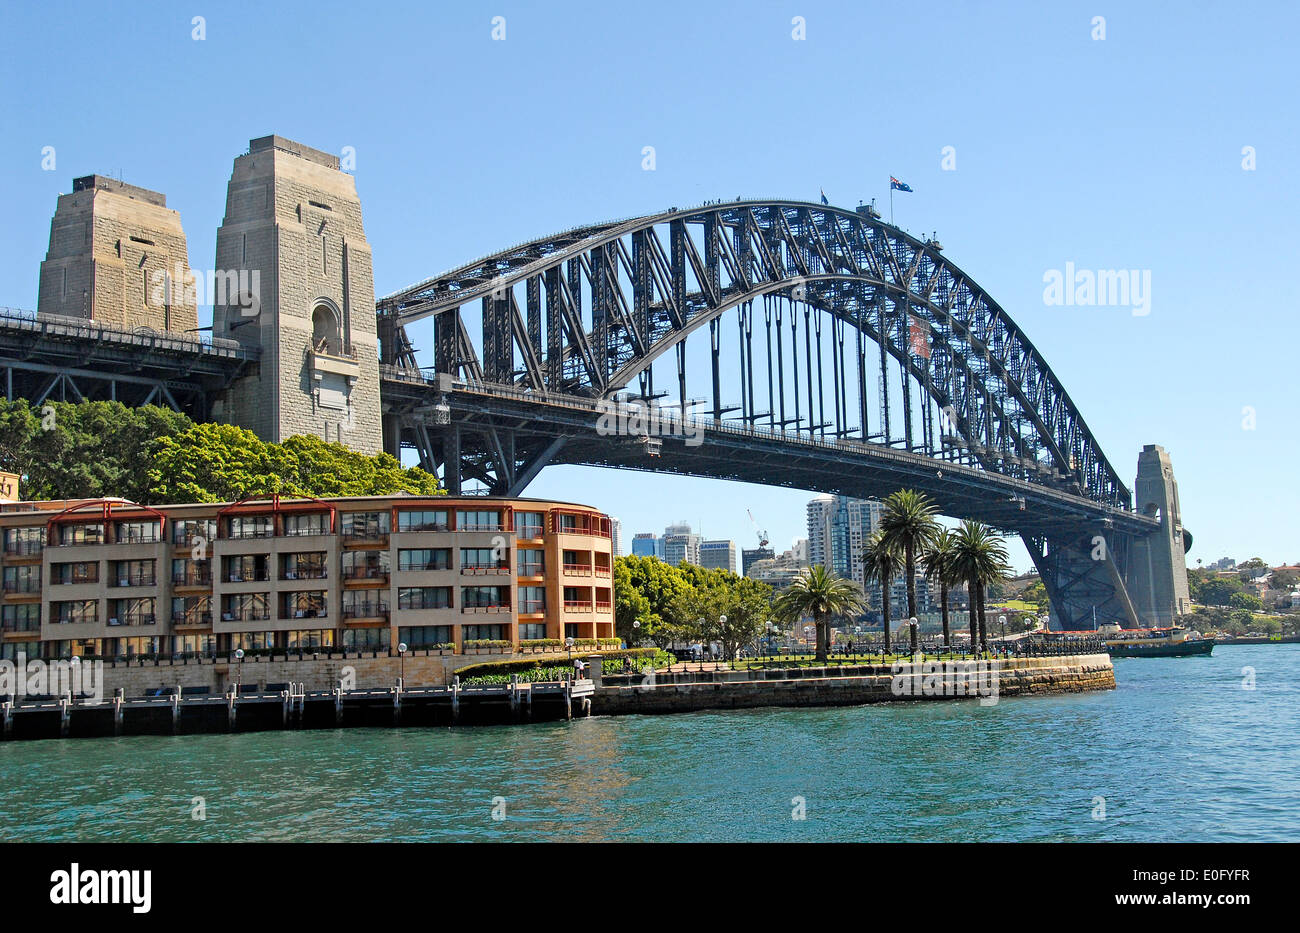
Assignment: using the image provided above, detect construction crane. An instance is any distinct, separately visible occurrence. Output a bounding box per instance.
[747,510,769,548]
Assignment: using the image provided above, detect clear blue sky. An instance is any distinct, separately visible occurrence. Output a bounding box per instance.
[2,1,1296,571]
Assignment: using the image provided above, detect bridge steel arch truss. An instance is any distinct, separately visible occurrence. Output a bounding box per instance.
[377,200,1154,630]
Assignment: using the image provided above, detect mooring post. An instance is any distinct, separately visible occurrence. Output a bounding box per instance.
[451,675,461,725]
[59,692,71,738]
[526,681,533,720]
[2,697,13,739]
[281,687,291,727]
[392,677,403,727]
[333,685,344,726]
[226,685,237,732]
[564,675,573,721]
[509,674,520,721]
[113,687,124,736]
[172,691,182,734]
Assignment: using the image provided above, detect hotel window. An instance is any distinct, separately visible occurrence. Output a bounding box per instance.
[0,641,40,661]
[287,629,335,649]
[222,593,269,622]
[172,517,217,546]
[341,511,390,538]
[281,591,327,620]
[519,622,547,640]
[342,550,389,580]
[1,604,41,633]
[3,526,44,556]
[516,511,545,538]
[171,595,212,625]
[341,590,389,618]
[518,586,545,614]
[232,632,275,651]
[173,633,217,656]
[224,554,269,583]
[283,512,330,537]
[51,561,98,585]
[110,559,156,587]
[341,627,390,650]
[110,597,156,626]
[59,523,104,546]
[228,515,273,539]
[518,548,544,576]
[461,586,507,609]
[456,510,501,531]
[463,624,505,641]
[557,513,579,532]
[172,557,211,585]
[398,548,451,572]
[3,564,41,594]
[54,600,98,624]
[461,547,507,571]
[281,552,328,580]
[563,587,591,609]
[397,509,448,532]
[114,520,160,544]
[397,586,452,610]
[398,625,452,648]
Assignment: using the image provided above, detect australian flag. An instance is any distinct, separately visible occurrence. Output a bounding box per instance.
[820,188,829,205]
[890,176,913,192]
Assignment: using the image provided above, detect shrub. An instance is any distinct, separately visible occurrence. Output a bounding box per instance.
[455,646,662,680]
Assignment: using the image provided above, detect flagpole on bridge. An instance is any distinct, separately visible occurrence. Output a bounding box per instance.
[889,178,894,225]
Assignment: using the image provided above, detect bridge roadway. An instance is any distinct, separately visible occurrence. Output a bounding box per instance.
[379,365,1159,541]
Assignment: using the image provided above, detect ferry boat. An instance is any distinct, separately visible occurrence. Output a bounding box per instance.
[1097,623,1214,658]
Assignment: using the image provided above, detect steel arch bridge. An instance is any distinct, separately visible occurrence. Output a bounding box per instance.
[376,199,1172,630]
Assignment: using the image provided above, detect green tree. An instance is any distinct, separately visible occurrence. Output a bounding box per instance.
[878,489,940,623]
[1228,591,1264,611]
[949,519,1011,652]
[771,564,865,663]
[921,527,959,647]
[146,423,299,503]
[613,555,697,648]
[278,434,440,497]
[862,531,902,653]
[1197,577,1244,607]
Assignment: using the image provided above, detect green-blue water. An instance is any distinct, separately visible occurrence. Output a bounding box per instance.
[2,645,1296,842]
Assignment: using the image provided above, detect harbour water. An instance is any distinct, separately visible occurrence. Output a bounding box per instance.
[1,645,1295,842]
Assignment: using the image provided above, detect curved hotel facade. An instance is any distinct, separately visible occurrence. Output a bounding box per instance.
[0,495,614,659]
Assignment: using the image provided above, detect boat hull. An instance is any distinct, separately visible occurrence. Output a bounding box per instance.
[1107,639,1215,658]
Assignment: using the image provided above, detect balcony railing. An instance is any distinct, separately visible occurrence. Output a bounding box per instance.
[342,603,390,620]
[220,610,270,622]
[343,567,390,581]
[2,580,41,594]
[0,619,40,633]
[282,569,329,580]
[462,604,511,613]
[111,573,157,587]
[227,527,274,540]
[3,541,43,556]
[518,600,545,614]
[281,607,329,620]
[172,611,214,626]
[397,522,450,533]
[224,572,270,583]
[107,614,156,626]
[173,571,212,586]
[398,561,451,573]
[595,601,612,612]
[563,600,593,612]
[562,563,593,575]
[517,564,544,577]
[460,564,510,575]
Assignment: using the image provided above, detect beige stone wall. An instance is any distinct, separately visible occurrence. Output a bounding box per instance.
[213,136,382,454]
[87,651,493,697]
[37,177,198,334]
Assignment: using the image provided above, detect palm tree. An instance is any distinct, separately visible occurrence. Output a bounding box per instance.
[862,531,903,654]
[949,519,1012,653]
[772,564,865,663]
[879,490,941,625]
[921,527,958,648]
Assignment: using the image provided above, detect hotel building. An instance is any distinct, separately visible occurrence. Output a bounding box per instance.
[0,494,614,659]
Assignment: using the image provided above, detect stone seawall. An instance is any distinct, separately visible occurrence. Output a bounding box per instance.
[593,654,1115,716]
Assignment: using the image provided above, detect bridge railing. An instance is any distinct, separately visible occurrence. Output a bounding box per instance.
[0,306,259,360]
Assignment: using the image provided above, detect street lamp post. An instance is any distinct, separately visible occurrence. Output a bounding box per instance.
[397,641,408,687]
[233,647,244,693]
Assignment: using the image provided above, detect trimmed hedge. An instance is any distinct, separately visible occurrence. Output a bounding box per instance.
[455,646,661,680]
